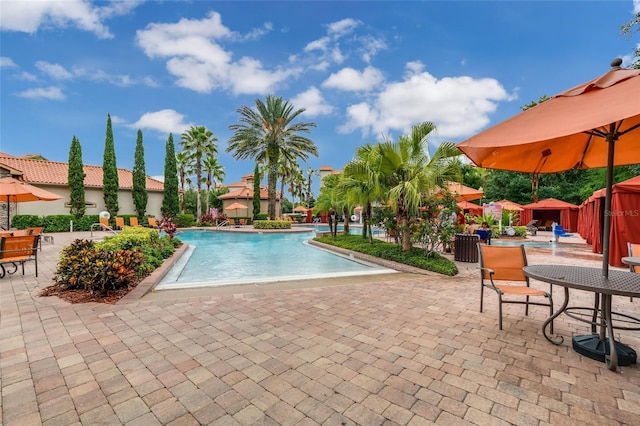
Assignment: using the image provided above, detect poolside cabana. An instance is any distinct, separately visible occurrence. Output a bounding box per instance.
[521,198,579,232]
[605,175,640,266]
[456,200,482,216]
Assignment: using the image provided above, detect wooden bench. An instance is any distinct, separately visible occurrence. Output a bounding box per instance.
[0,234,40,278]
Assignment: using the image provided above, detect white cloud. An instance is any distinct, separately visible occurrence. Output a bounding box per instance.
[338,61,512,140]
[327,18,361,37]
[17,72,38,82]
[136,11,296,95]
[634,0,640,14]
[35,61,74,80]
[129,109,193,135]
[291,87,334,117]
[322,66,384,92]
[0,0,118,39]
[358,35,387,63]
[300,18,385,69]
[16,86,65,100]
[0,57,17,68]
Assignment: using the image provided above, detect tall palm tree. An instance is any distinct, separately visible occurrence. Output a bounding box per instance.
[202,156,225,213]
[314,173,345,236]
[175,151,193,214]
[227,95,318,219]
[180,126,218,221]
[306,167,319,206]
[367,122,461,251]
[343,144,386,242]
[277,149,298,215]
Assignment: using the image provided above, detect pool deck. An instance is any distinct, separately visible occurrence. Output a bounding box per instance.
[2,230,640,425]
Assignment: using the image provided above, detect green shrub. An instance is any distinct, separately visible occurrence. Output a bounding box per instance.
[10,215,44,229]
[253,220,292,229]
[54,239,146,293]
[175,214,195,227]
[314,234,458,276]
[97,227,160,251]
[255,213,268,221]
[43,215,76,232]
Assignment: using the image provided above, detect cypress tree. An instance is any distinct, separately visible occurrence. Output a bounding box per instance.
[68,135,86,219]
[162,133,180,218]
[132,129,148,221]
[253,163,261,220]
[103,113,119,218]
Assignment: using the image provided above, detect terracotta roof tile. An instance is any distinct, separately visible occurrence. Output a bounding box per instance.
[0,155,164,191]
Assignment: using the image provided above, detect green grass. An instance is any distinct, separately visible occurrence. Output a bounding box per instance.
[314,234,458,276]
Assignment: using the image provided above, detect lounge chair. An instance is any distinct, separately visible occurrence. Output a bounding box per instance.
[537,220,554,231]
[525,220,538,236]
[115,217,125,230]
[147,217,159,228]
[478,244,554,331]
[129,217,142,227]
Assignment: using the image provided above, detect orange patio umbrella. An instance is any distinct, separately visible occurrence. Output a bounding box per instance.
[458,59,640,277]
[0,177,62,228]
[225,201,248,218]
[293,205,309,213]
[495,199,524,212]
[445,182,483,202]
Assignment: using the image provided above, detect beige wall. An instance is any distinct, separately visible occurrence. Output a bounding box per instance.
[11,185,163,222]
[221,199,280,218]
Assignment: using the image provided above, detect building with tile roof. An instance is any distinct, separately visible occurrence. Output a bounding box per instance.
[219,174,281,218]
[0,153,164,228]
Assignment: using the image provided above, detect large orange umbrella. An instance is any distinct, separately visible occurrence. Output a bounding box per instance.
[458,59,640,277]
[446,182,483,202]
[225,201,248,218]
[0,177,62,228]
[495,199,524,212]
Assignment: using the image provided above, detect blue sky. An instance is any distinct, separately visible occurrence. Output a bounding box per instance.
[1,0,639,192]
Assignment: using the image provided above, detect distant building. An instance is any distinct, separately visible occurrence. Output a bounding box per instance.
[319,165,342,188]
[219,174,281,218]
[0,153,164,228]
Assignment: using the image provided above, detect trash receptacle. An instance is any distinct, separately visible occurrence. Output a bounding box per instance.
[454,234,480,262]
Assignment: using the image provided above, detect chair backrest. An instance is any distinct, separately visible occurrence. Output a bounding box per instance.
[26,227,43,236]
[148,217,158,227]
[628,243,640,273]
[478,244,528,282]
[100,216,110,228]
[129,217,139,227]
[0,235,38,259]
[116,217,125,228]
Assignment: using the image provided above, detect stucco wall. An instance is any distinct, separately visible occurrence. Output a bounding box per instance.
[11,185,163,220]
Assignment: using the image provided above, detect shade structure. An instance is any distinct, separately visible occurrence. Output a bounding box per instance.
[225,202,248,218]
[495,199,524,212]
[456,200,482,215]
[458,59,640,277]
[446,182,483,202]
[293,205,309,213]
[0,177,62,228]
[521,198,579,232]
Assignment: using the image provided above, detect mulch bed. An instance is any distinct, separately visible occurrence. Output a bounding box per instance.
[40,283,135,304]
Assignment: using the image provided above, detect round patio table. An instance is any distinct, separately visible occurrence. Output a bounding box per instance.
[621,257,640,268]
[523,265,640,371]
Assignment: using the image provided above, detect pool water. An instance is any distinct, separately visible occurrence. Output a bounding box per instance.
[156,230,395,290]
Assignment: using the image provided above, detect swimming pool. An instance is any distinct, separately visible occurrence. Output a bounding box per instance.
[156,230,396,290]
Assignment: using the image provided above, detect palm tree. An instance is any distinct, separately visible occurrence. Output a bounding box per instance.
[227,95,318,219]
[180,126,218,221]
[175,151,193,214]
[306,167,319,206]
[366,122,461,251]
[315,173,348,236]
[343,144,386,242]
[202,156,225,213]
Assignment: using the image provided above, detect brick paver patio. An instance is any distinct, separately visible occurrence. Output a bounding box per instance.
[1,231,640,425]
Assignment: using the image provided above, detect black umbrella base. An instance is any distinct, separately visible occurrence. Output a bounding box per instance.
[572,334,637,366]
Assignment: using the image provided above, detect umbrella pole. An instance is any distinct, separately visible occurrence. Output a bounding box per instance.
[601,132,616,278]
